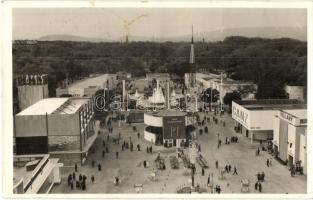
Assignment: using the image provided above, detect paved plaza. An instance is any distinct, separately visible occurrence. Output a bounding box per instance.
[51,110,306,194]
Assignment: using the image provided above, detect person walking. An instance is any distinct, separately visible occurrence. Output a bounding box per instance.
[70,180,74,190]
[102,150,105,158]
[202,167,205,176]
[116,151,119,159]
[228,165,232,172]
[137,132,140,139]
[233,166,238,175]
[72,172,76,181]
[266,159,269,167]
[137,144,141,151]
[207,176,210,186]
[98,164,102,171]
[215,160,218,169]
[255,181,258,190]
[91,175,95,183]
[143,160,147,168]
[75,163,78,172]
[258,182,262,192]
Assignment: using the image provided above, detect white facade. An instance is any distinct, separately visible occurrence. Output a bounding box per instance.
[232,100,305,141]
[272,109,307,174]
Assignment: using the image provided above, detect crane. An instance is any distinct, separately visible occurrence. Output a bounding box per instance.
[112,13,148,43]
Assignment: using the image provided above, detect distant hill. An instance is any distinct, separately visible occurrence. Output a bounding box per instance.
[36,26,306,42]
[38,34,109,43]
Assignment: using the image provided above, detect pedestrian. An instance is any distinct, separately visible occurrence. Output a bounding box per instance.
[98,164,102,171]
[202,168,205,176]
[91,175,95,183]
[228,165,232,172]
[106,146,109,153]
[79,174,83,181]
[75,163,78,172]
[102,150,105,158]
[130,142,133,152]
[233,166,238,175]
[137,144,141,151]
[70,181,74,190]
[116,151,119,159]
[72,172,76,181]
[143,160,147,168]
[82,180,86,190]
[269,158,273,166]
[258,182,262,192]
[225,165,228,173]
[107,134,109,141]
[150,146,153,153]
[122,144,124,151]
[207,176,210,186]
[261,172,265,181]
[68,174,72,186]
[215,160,218,169]
[255,181,258,190]
[137,132,140,139]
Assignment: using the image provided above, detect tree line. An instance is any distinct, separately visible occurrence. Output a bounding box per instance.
[13,36,307,99]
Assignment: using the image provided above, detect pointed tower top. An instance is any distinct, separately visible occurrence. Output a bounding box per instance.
[191,25,194,44]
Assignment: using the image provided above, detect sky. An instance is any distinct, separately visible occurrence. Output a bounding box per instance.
[13,8,307,41]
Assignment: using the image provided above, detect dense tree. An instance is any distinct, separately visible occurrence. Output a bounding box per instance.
[12,37,307,101]
[223,91,242,106]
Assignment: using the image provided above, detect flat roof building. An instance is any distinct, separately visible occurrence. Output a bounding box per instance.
[14,97,99,165]
[195,73,257,104]
[273,109,307,174]
[144,110,195,148]
[56,74,117,97]
[232,99,306,142]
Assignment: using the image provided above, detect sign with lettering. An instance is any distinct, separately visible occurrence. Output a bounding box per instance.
[163,116,185,140]
[232,104,249,128]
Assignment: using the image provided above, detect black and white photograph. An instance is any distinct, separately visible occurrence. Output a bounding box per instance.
[1,1,311,197]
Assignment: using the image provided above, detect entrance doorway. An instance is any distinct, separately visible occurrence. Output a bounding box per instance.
[246,130,249,137]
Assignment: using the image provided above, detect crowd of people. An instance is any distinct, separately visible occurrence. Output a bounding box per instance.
[67,172,94,191]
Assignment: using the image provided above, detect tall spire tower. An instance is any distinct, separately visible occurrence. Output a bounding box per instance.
[189,25,196,88]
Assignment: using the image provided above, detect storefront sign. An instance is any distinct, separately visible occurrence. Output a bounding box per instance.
[232,105,249,126]
[163,116,185,139]
[280,111,294,123]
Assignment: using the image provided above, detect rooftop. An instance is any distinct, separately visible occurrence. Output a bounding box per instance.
[52,98,89,114]
[17,98,69,116]
[234,99,306,110]
[282,109,307,119]
[148,110,186,117]
[68,74,116,90]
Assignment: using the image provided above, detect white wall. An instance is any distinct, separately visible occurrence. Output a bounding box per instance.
[144,113,163,127]
[287,124,296,161]
[299,131,307,174]
[273,115,280,148]
[249,110,279,131]
[144,130,156,144]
